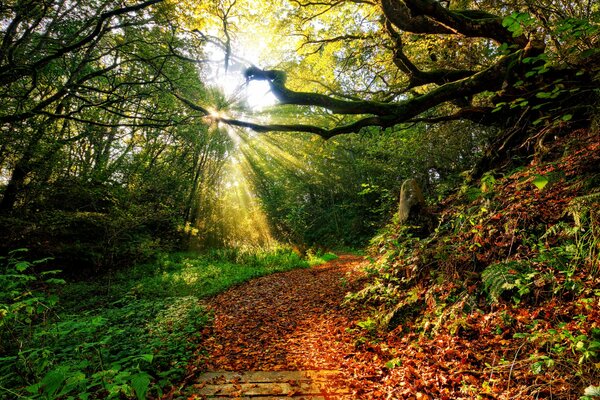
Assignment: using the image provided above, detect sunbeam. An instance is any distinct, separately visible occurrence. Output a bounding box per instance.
[197,125,276,248]
[193,36,321,248]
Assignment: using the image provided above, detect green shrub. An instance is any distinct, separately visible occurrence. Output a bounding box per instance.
[1,247,309,399]
[0,249,64,395]
[19,296,209,399]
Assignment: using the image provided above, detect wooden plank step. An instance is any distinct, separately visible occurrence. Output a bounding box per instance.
[197,370,341,384]
[192,370,350,399]
[200,397,354,399]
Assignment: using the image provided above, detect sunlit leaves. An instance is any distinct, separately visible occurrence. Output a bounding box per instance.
[171,0,292,68]
[502,12,536,37]
[532,174,549,191]
[584,385,600,397]
[289,1,385,93]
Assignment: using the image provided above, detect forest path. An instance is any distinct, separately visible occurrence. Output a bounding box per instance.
[177,254,368,399]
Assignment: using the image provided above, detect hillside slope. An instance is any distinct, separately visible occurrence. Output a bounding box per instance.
[342,128,599,399]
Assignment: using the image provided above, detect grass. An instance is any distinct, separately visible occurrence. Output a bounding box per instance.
[0,246,309,399]
[63,247,309,310]
[307,251,339,267]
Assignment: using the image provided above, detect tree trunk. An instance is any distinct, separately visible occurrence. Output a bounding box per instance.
[0,153,35,214]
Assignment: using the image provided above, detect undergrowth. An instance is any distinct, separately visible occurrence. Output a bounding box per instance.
[0,246,309,399]
[346,129,600,398]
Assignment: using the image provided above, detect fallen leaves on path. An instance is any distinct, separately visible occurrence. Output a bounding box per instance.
[165,254,384,398]
[168,253,599,400]
[200,254,367,372]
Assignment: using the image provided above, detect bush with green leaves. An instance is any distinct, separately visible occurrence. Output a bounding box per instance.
[481,260,541,304]
[16,296,209,399]
[0,247,310,399]
[0,249,64,396]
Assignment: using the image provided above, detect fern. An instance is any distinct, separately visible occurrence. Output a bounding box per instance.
[482,261,537,303]
[538,191,600,276]
[482,262,514,302]
[566,191,600,228]
[541,221,575,240]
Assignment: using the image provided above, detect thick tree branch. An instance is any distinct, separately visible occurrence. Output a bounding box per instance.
[244,66,400,115]
[407,106,499,125]
[217,115,390,138]
[403,0,526,45]
[381,0,452,34]
[173,52,518,138]
[244,51,514,116]
[381,0,528,47]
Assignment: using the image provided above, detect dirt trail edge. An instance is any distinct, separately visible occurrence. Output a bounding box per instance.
[170,254,370,399]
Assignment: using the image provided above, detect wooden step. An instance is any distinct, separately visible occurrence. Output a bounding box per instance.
[192,370,351,399]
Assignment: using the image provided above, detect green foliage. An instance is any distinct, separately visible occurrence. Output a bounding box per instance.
[384,358,402,369]
[561,193,600,276]
[348,125,600,396]
[0,249,63,353]
[480,171,497,194]
[514,314,600,382]
[1,247,307,399]
[307,250,338,267]
[0,250,63,398]
[481,261,540,304]
[246,121,492,248]
[532,174,549,190]
[356,317,378,335]
[14,296,208,399]
[0,1,231,272]
[115,247,309,301]
[0,206,179,273]
[481,229,595,305]
[502,12,536,37]
[538,193,600,278]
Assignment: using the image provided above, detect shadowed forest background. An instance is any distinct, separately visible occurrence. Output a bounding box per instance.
[0,0,598,398]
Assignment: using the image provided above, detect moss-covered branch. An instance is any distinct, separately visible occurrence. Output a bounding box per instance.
[382,0,528,47]
[192,52,519,138]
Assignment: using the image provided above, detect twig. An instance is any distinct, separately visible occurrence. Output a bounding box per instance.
[508,340,527,391]
[505,217,520,262]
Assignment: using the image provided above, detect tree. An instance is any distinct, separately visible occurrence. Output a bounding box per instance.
[0,0,220,213]
[0,0,237,269]
[181,0,599,173]
[2,0,598,256]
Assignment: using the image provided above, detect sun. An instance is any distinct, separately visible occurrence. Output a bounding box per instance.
[190,31,287,248]
[245,79,277,110]
[203,32,279,111]
[213,64,277,111]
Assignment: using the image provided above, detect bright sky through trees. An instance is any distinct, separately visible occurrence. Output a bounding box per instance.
[201,23,278,111]
[199,33,282,246]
